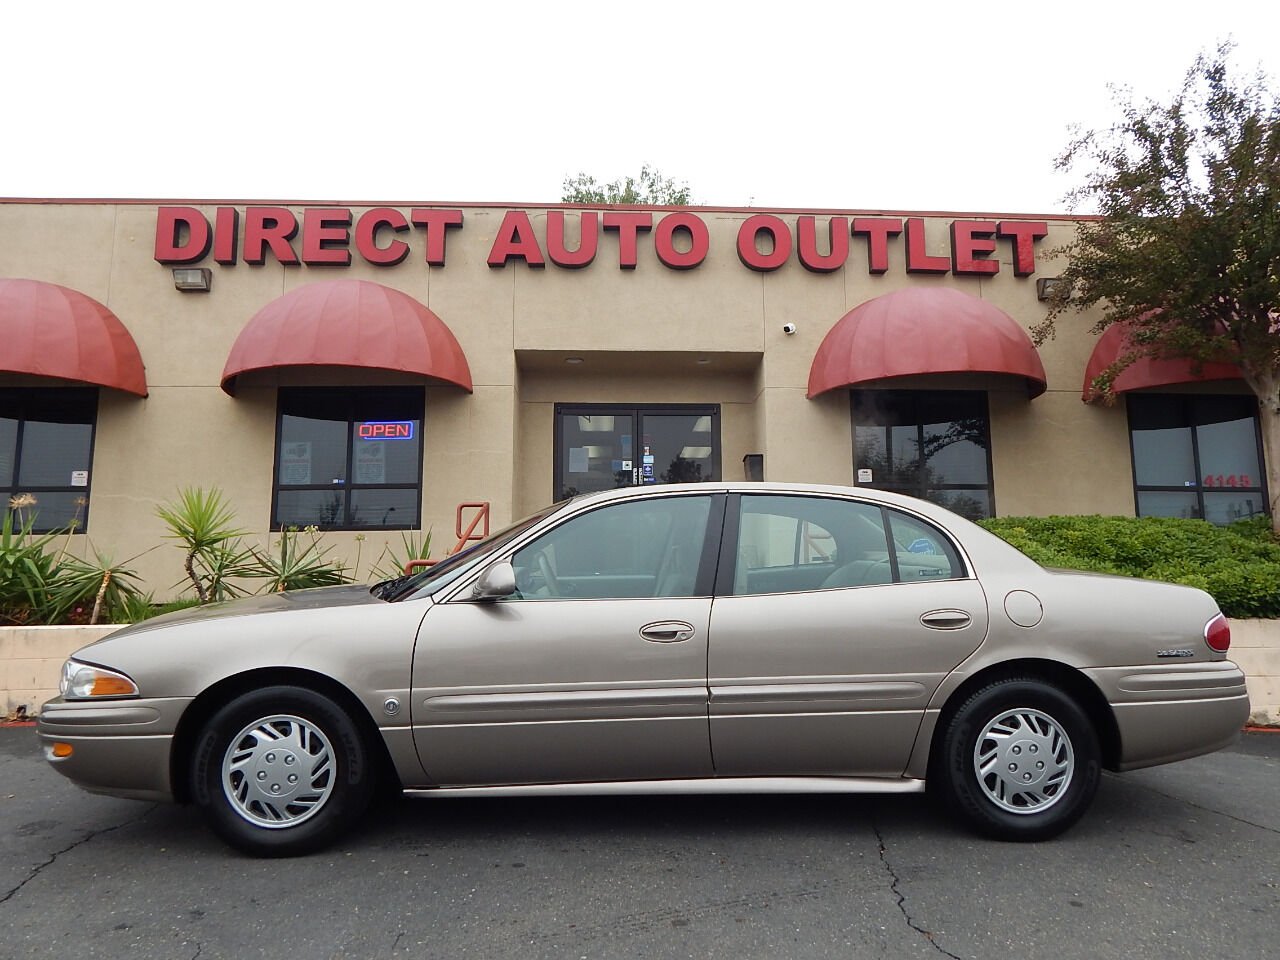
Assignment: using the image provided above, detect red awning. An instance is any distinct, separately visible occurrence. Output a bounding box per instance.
[0,279,147,396]
[221,279,473,395]
[807,287,1047,399]
[1082,323,1244,401]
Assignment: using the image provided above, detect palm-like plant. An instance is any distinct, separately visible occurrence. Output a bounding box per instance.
[155,488,247,603]
[194,541,257,602]
[248,527,350,593]
[48,547,146,624]
[371,530,434,580]
[0,508,61,625]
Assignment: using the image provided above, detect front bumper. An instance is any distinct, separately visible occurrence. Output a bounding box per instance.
[1085,660,1250,771]
[37,696,193,802]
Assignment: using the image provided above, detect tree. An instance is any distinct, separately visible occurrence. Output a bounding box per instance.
[1034,45,1280,533]
[561,164,692,205]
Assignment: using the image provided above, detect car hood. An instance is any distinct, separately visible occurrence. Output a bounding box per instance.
[88,584,385,644]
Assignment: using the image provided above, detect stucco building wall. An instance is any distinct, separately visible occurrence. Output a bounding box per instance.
[0,199,1251,592]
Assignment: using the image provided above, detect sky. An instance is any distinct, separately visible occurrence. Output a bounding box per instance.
[4,0,1278,215]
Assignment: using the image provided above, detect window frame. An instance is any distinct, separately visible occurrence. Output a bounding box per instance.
[1126,393,1269,524]
[0,387,98,534]
[850,389,996,519]
[270,386,425,532]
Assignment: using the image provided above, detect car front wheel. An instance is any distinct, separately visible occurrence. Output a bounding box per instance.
[191,686,374,857]
[936,678,1100,841]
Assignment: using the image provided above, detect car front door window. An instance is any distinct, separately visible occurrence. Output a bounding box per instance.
[512,495,714,599]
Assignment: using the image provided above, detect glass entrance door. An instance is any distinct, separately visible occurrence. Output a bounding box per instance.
[554,404,720,500]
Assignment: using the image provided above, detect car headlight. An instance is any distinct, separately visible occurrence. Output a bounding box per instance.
[60,660,139,699]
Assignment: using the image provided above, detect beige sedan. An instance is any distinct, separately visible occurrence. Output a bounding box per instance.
[39,483,1249,856]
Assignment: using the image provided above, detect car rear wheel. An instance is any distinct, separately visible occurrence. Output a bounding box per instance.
[191,686,374,857]
[936,678,1100,841]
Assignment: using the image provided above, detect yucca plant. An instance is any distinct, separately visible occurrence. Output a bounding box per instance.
[371,529,434,580]
[193,540,257,602]
[111,593,203,624]
[48,546,146,624]
[247,527,351,593]
[156,488,247,603]
[0,507,62,625]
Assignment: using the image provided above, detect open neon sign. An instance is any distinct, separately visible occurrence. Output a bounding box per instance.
[358,421,415,440]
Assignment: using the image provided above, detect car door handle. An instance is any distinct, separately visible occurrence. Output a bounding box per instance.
[920,609,972,630]
[639,620,696,643]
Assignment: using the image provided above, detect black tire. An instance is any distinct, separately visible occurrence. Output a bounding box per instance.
[934,678,1100,841]
[190,686,374,857]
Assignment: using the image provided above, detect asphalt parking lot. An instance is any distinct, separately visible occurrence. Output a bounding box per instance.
[1,727,1276,960]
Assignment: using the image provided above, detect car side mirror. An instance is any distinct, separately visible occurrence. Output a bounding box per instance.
[472,561,516,600]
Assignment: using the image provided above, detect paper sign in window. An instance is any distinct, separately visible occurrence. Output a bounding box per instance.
[355,442,386,484]
[281,442,312,484]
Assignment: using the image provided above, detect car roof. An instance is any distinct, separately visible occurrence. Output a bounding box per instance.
[570,481,935,512]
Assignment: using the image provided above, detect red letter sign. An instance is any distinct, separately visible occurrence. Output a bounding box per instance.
[737,215,792,271]
[213,207,239,265]
[301,209,353,266]
[602,212,653,269]
[950,220,999,276]
[355,208,410,266]
[997,221,1048,276]
[852,218,903,274]
[154,207,211,264]
[243,207,300,265]
[410,209,464,266]
[655,213,708,270]
[904,218,949,274]
[797,216,848,273]
[547,211,598,268]
[487,211,546,267]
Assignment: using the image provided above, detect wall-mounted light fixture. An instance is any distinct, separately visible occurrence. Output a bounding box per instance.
[743,453,764,482]
[172,268,212,292]
[1036,277,1068,302]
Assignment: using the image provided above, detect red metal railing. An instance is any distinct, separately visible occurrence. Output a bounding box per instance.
[404,501,490,573]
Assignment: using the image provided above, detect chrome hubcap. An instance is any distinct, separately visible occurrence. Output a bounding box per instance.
[973,708,1073,814]
[222,715,335,828]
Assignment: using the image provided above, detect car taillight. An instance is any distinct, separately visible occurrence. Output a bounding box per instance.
[1204,613,1231,653]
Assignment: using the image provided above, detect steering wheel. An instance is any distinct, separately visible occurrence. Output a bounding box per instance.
[536,551,562,597]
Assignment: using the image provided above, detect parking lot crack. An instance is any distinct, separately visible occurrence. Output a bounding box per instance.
[874,821,963,960]
[0,804,157,905]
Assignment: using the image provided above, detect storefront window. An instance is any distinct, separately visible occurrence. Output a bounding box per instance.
[0,388,97,532]
[852,391,993,520]
[1128,394,1267,524]
[273,388,424,530]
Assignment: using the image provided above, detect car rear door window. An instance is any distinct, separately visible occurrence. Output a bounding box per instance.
[884,509,963,581]
[730,495,963,595]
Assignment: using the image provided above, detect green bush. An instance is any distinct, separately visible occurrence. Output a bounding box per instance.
[979,515,1280,619]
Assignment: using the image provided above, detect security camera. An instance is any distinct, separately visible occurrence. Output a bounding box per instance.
[782,323,797,335]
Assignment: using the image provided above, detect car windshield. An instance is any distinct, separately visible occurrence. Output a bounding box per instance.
[376,501,568,601]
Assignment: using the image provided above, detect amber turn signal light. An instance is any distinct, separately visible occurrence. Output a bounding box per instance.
[51,742,74,758]
[90,676,138,697]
